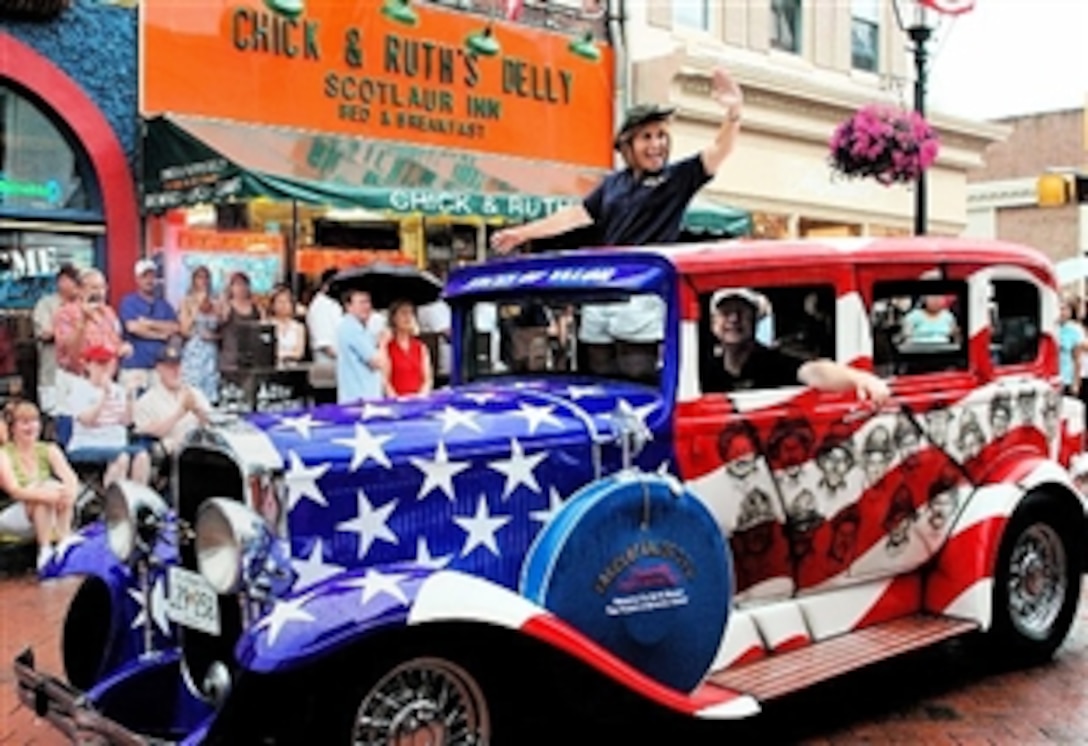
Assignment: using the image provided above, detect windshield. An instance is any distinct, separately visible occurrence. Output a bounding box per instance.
[460,290,669,387]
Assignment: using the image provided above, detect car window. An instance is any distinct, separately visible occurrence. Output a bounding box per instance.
[870,280,968,377]
[462,291,665,386]
[699,284,837,394]
[990,279,1041,367]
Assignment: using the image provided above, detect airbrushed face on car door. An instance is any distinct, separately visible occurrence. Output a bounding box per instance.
[828,262,1057,585]
[676,274,858,605]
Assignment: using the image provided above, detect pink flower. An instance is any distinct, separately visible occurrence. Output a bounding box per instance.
[829,104,940,186]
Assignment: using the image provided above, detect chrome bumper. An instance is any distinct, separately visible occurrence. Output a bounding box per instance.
[13,648,147,746]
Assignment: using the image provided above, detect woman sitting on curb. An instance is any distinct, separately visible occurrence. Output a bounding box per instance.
[0,400,79,571]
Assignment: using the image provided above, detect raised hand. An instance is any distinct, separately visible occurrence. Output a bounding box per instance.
[711,67,743,113]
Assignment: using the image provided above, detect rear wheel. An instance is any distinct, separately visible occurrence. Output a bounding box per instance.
[989,494,1081,662]
[350,656,491,746]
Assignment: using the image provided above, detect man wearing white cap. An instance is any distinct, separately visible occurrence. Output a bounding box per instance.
[707,287,889,403]
[118,258,179,393]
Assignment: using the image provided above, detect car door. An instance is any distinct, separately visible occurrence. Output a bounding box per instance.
[676,267,866,603]
[846,262,980,581]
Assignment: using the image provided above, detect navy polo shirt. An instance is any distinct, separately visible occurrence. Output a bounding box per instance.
[582,154,712,246]
[119,291,178,370]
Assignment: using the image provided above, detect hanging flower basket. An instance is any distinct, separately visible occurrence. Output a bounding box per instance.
[829,105,940,186]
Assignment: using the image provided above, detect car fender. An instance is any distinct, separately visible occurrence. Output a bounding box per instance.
[234,567,758,720]
[924,457,1084,628]
[40,521,178,686]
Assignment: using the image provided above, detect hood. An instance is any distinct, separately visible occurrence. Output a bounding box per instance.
[235,380,665,591]
[246,379,663,468]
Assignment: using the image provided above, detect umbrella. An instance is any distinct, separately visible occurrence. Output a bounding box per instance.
[328,262,443,309]
[1055,257,1088,286]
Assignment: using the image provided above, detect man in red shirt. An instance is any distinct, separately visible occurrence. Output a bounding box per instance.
[53,268,132,415]
[54,268,131,374]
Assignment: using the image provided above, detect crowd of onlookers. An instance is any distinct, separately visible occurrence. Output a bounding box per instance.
[0,260,450,570]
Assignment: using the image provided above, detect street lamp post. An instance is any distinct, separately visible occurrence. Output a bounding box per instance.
[907,23,932,236]
[893,1,934,236]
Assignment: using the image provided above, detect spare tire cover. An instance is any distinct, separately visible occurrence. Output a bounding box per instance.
[520,473,732,692]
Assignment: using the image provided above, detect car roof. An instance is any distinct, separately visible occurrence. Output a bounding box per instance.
[640,236,1055,279]
[445,237,1057,300]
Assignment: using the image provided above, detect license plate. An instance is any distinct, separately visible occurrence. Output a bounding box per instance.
[166,566,221,636]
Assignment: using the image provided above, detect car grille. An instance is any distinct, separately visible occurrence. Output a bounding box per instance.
[176,445,245,700]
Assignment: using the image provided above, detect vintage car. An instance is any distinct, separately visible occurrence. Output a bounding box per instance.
[15,236,1088,744]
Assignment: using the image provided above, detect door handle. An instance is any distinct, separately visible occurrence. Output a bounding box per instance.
[842,401,900,424]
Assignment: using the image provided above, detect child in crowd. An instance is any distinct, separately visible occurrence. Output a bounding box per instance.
[65,345,151,487]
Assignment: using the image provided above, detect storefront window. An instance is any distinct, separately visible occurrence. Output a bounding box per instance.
[426,223,480,282]
[0,84,96,213]
[0,230,97,308]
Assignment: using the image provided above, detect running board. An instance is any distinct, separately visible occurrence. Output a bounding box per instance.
[709,615,979,702]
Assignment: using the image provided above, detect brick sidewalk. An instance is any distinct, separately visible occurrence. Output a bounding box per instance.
[1,572,78,745]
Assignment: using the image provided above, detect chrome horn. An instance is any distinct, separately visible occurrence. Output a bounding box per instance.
[104,481,170,564]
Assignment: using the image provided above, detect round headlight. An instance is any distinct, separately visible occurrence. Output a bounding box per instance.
[104,482,169,563]
[195,498,268,595]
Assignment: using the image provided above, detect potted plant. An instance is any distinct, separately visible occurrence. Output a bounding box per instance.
[829,104,940,186]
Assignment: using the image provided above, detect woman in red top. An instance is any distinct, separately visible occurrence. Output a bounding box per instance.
[382,299,433,397]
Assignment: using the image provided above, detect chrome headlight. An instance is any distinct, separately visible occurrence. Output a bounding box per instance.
[195,498,295,599]
[104,482,169,563]
[195,499,267,595]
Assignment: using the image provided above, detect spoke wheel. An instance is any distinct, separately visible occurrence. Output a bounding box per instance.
[989,493,1080,663]
[352,657,490,746]
[1006,522,1067,641]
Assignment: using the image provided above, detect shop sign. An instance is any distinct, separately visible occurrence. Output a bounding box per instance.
[0,175,63,207]
[141,0,613,168]
[143,158,242,211]
[0,245,91,309]
[387,189,578,218]
[0,246,59,280]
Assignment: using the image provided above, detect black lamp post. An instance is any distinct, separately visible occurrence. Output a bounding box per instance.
[892,1,934,236]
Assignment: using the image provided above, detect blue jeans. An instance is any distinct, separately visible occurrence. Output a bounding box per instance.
[67,444,147,464]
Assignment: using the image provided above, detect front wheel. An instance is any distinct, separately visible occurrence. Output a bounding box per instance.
[350,657,491,746]
[989,494,1081,663]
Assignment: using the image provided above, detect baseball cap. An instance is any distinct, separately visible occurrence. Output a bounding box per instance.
[710,287,768,318]
[157,334,185,365]
[135,258,157,277]
[614,103,675,151]
[83,345,115,364]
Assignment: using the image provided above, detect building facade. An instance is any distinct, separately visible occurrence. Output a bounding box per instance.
[0,0,141,396]
[965,108,1087,268]
[622,0,1006,238]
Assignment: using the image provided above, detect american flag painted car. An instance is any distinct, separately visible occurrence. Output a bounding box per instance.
[15,236,1088,744]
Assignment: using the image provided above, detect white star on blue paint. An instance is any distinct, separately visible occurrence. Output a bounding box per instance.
[257,594,316,647]
[284,451,331,511]
[335,489,400,559]
[342,568,410,607]
[453,496,511,557]
[333,423,394,471]
[487,438,547,500]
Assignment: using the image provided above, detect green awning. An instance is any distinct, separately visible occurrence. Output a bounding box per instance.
[683,199,753,238]
[142,115,752,236]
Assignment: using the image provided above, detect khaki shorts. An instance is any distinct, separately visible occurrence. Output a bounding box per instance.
[578,295,665,345]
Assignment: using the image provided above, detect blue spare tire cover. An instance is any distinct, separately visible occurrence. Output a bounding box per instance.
[519,472,732,693]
